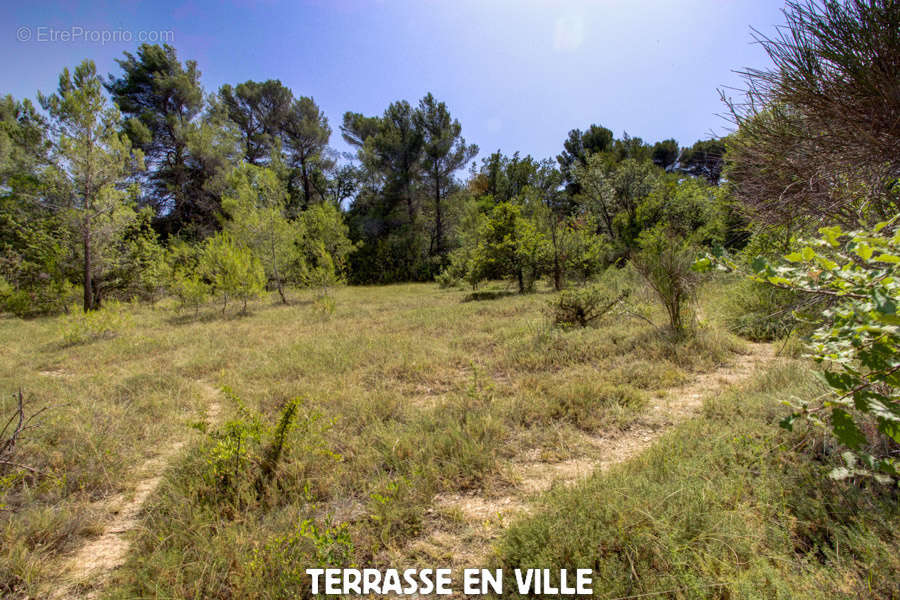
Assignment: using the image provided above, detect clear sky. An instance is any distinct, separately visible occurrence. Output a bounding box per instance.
[2,0,787,163]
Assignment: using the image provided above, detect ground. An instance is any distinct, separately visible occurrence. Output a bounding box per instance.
[1,279,896,599]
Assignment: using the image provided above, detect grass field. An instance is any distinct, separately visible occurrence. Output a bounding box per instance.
[1,278,896,599]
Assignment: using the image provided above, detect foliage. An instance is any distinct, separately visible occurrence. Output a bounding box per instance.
[198,232,266,313]
[343,93,476,283]
[295,202,355,290]
[553,217,608,284]
[724,0,900,230]
[746,222,900,482]
[632,176,727,247]
[193,388,337,510]
[59,299,133,346]
[546,284,629,328]
[105,44,217,237]
[39,59,145,312]
[468,202,548,293]
[221,164,297,302]
[633,226,703,335]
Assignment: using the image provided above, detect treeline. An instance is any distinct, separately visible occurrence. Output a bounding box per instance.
[0,41,734,315]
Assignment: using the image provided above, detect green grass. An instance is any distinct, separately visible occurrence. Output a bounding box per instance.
[495,362,900,599]
[1,279,893,599]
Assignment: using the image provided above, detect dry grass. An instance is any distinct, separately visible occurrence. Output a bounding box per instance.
[1,280,749,598]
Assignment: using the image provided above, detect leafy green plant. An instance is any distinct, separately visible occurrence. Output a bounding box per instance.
[59,299,133,346]
[300,516,355,568]
[198,233,266,314]
[700,221,900,482]
[194,389,338,508]
[244,516,354,594]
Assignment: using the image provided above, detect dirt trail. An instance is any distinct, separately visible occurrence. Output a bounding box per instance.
[408,342,777,572]
[46,382,223,600]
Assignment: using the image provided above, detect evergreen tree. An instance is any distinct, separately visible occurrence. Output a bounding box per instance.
[40,60,145,311]
[106,44,209,236]
[415,93,478,260]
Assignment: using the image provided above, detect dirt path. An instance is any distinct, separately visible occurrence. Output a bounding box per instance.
[46,382,223,600]
[405,342,777,573]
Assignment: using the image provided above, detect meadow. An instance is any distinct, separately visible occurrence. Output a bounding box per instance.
[1,277,897,599]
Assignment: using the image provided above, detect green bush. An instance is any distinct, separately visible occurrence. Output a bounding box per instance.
[192,390,318,510]
[699,221,900,482]
[753,223,900,481]
[721,278,801,341]
[199,233,266,313]
[58,300,133,346]
[546,285,629,328]
[632,226,702,335]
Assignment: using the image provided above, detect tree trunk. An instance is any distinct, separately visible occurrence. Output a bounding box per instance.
[82,214,93,312]
[551,218,562,291]
[517,268,524,294]
[434,169,443,257]
[301,159,311,210]
[271,240,287,304]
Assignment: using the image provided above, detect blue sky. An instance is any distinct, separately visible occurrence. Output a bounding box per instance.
[2,0,786,163]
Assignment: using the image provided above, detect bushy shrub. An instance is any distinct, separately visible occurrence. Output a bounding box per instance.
[700,221,900,482]
[195,392,300,508]
[434,268,459,289]
[721,278,801,341]
[58,299,133,346]
[199,233,266,313]
[632,226,703,336]
[546,285,629,328]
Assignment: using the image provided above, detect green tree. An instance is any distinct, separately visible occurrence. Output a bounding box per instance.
[221,164,296,303]
[470,202,548,293]
[575,155,660,249]
[557,124,615,195]
[632,176,727,248]
[219,80,293,166]
[632,225,702,336]
[283,96,332,211]
[342,100,426,283]
[679,138,725,184]
[296,202,355,282]
[199,232,266,313]
[416,93,478,260]
[106,44,209,236]
[40,59,144,312]
[651,138,679,171]
[0,95,73,315]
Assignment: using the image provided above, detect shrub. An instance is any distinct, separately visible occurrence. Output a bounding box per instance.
[59,300,133,346]
[199,233,266,314]
[700,221,900,482]
[632,226,702,336]
[546,285,629,328]
[756,224,900,482]
[193,389,336,510]
[721,278,802,341]
[169,271,209,315]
